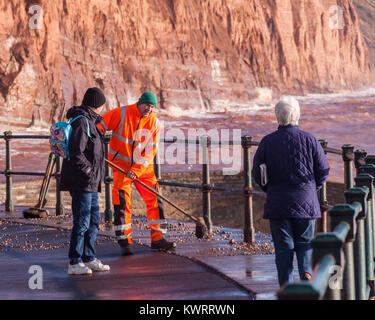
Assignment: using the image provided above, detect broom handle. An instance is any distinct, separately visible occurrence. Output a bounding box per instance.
[39,104,66,207]
[37,152,55,208]
[105,159,198,223]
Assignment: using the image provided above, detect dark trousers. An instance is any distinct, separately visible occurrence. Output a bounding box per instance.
[68,191,100,265]
[269,218,315,287]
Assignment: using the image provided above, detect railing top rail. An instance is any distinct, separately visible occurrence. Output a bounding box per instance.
[278,254,335,300]
[0,134,364,158]
[0,134,260,145]
[0,134,50,139]
[312,221,350,245]
[160,138,255,146]
[324,147,342,155]
[0,170,48,176]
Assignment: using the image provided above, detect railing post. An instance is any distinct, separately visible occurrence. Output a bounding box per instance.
[318,139,328,233]
[355,150,367,175]
[364,155,375,166]
[4,131,14,213]
[330,203,361,300]
[241,135,255,244]
[345,187,369,300]
[310,221,350,300]
[55,155,64,216]
[356,169,375,297]
[201,135,212,235]
[364,158,375,267]
[104,132,114,224]
[342,144,354,189]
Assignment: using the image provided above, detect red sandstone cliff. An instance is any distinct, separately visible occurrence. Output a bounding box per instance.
[354,0,375,81]
[0,0,371,127]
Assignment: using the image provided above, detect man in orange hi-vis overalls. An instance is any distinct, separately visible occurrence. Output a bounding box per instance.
[97,92,176,255]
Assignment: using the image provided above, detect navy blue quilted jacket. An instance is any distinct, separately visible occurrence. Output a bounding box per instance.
[252,125,330,219]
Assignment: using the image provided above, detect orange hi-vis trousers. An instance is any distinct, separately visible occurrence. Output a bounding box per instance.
[112,170,166,246]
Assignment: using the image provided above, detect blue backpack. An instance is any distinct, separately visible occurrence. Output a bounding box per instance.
[49,115,91,160]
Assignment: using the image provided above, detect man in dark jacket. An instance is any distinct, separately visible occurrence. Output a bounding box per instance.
[252,96,330,287]
[60,87,110,275]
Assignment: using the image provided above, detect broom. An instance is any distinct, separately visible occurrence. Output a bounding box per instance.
[23,152,55,218]
[23,103,66,219]
[105,158,208,239]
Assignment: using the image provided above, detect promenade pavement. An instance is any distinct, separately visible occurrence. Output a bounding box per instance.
[0,205,301,300]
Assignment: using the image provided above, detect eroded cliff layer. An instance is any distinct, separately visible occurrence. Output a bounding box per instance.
[0,0,371,127]
[354,0,375,80]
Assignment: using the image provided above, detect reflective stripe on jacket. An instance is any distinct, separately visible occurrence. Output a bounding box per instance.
[97,103,160,178]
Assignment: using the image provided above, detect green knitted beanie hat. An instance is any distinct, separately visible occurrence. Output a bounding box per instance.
[138,91,157,107]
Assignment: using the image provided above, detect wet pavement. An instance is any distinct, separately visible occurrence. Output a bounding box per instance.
[0,205,300,300]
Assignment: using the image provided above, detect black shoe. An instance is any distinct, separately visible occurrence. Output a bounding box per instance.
[120,245,133,256]
[151,239,176,251]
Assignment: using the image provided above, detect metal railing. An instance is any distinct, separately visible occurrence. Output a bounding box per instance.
[0,131,66,215]
[2,129,374,299]
[0,131,369,248]
[278,160,375,300]
[151,134,270,243]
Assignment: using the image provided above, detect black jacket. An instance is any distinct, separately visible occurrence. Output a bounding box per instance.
[60,105,104,192]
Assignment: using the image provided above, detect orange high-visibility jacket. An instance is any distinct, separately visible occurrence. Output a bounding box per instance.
[97,103,160,180]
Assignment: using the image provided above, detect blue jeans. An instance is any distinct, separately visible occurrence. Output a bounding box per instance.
[269,218,315,287]
[68,191,100,265]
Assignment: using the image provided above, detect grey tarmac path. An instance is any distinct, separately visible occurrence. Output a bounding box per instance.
[0,205,300,300]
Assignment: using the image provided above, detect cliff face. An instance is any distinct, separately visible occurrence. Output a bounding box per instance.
[0,0,371,127]
[353,0,375,79]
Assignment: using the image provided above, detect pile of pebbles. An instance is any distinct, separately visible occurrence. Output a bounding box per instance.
[0,214,274,256]
[125,216,275,257]
[0,220,70,252]
[0,220,106,252]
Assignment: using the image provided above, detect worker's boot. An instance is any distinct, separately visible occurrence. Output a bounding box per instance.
[120,239,133,256]
[121,245,133,256]
[151,238,176,251]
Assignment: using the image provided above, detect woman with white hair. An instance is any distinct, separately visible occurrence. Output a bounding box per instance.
[252,96,330,287]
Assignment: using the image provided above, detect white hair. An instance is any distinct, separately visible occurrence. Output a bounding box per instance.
[275,96,300,126]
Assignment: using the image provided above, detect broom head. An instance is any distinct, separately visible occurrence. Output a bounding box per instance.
[23,207,49,219]
[195,217,208,239]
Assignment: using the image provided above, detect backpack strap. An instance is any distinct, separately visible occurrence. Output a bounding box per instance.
[69,115,91,138]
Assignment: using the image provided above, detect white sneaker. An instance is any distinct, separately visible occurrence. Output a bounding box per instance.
[68,262,92,275]
[84,258,110,272]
